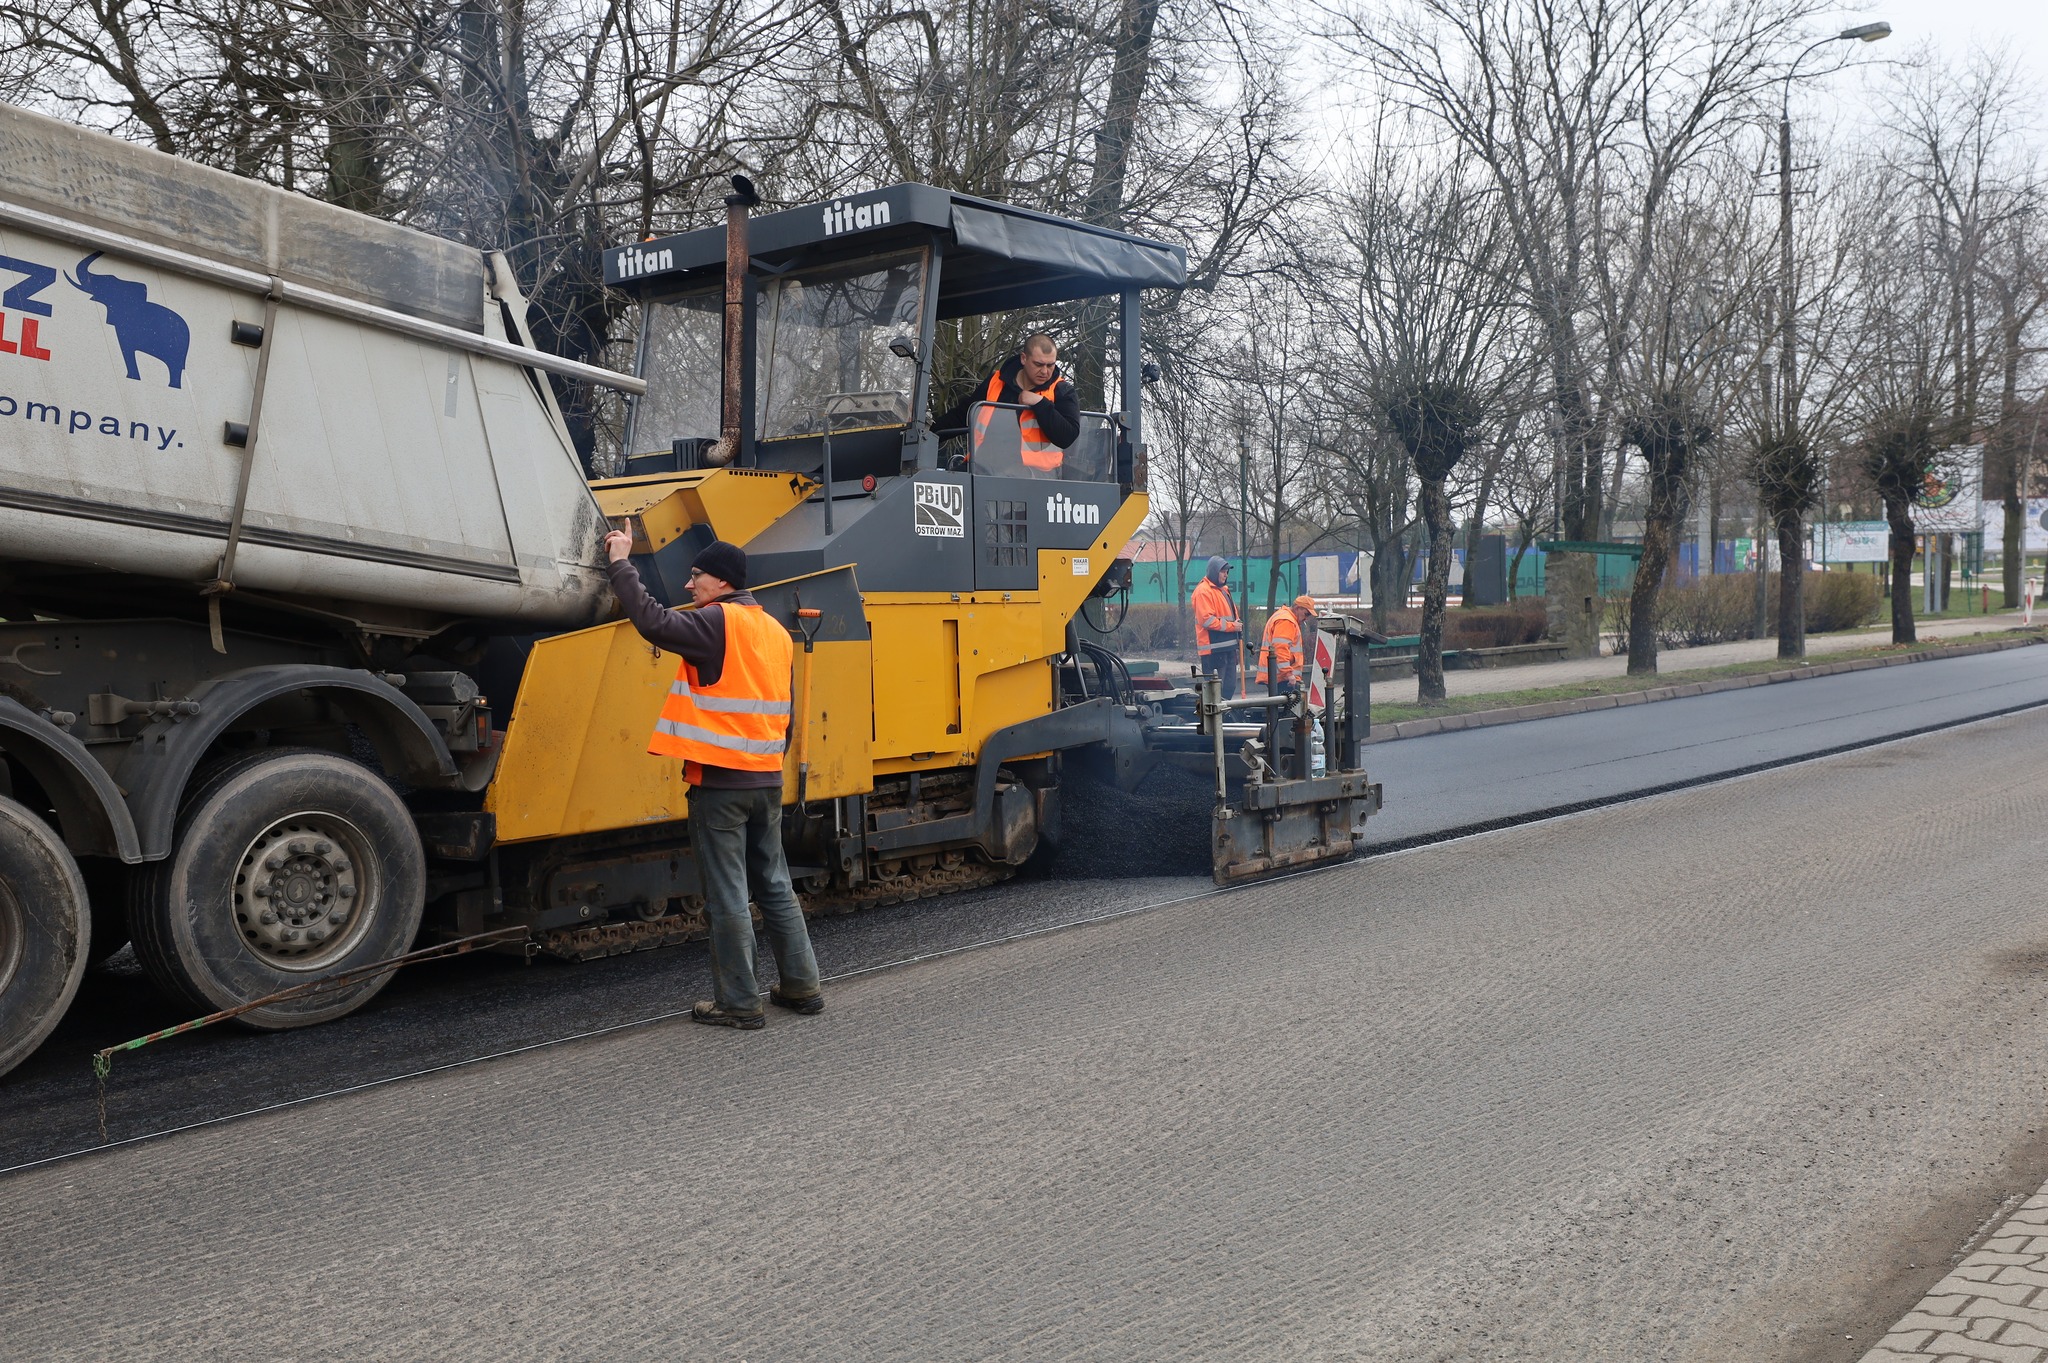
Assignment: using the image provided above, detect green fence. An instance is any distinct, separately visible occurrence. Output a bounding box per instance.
[1128,556,1303,607]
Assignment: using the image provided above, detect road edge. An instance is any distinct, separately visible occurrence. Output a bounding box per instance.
[1367,634,2046,744]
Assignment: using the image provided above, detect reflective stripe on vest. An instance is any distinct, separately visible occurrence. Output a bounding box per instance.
[972,368,1063,471]
[665,675,792,716]
[646,601,794,772]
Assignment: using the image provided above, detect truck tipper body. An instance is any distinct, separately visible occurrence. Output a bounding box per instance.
[0,102,615,633]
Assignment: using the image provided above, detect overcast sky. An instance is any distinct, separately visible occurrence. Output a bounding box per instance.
[1836,0,2047,118]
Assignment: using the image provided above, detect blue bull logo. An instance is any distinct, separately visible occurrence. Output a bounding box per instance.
[65,252,189,388]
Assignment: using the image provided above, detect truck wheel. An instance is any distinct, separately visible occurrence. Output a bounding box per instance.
[129,750,424,1028]
[0,795,90,1078]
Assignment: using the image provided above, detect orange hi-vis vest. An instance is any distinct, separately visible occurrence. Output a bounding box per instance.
[1191,577,1240,653]
[972,368,1064,471]
[646,601,794,775]
[1257,609,1304,686]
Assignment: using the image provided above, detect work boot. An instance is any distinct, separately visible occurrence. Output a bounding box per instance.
[691,1000,765,1030]
[769,987,824,1016]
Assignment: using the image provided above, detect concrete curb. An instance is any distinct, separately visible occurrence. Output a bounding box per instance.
[1366,634,2046,745]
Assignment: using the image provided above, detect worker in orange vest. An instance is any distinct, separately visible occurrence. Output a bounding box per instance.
[1190,555,1243,700]
[1257,595,1318,694]
[602,530,823,1030]
[939,333,1080,474]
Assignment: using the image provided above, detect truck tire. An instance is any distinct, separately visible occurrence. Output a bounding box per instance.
[128,750,424,1028]
[0,794,91,1079]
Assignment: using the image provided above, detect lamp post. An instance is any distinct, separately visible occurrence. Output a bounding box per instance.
[1773,21,1888,646]
[1779,21,1890,518]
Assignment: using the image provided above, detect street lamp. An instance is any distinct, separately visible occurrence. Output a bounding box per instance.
[1778,23,1891,439]
[1777,21,1889,592]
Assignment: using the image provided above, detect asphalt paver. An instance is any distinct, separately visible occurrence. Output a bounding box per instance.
[4,707,2046,1360]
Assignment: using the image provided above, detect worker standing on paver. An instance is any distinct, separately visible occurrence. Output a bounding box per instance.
[602,530,824,1030]
[1192,556,1243,700]
[939,333,1081,474]
[1257,594,1317,695]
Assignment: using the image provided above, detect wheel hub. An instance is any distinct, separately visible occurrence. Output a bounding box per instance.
[234,818,371,970]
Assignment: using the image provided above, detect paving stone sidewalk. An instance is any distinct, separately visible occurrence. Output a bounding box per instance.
[1861,1191,2048,1362]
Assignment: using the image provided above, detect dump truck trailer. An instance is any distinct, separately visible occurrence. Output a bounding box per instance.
[0,105,1380,1081]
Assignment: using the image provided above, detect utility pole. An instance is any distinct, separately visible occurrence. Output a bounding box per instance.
[1237,431,1251,688]
[1779,110,1796,442]
[1237,431,1249,600]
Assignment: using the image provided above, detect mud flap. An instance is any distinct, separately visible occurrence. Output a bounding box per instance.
[1211,772,1383,886]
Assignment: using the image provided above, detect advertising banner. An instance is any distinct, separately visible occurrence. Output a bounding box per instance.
[1980,499,2048,555]
[1812,522,1892,563]
[1914,449,1983,533]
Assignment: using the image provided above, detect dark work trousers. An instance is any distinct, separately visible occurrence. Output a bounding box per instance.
[689,785,821,1015]
[1200,643,1242,700]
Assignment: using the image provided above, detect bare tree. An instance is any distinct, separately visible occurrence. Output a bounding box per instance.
[1882,52,2046,606]
[1859,395,1945,642]
[1307,148,1518,699]
[1336,0,1818,572]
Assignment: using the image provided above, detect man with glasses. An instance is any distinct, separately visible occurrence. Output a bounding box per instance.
[602,530,824,1030]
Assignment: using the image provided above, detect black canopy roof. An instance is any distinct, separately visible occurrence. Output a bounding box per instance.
[604,184,1186,315]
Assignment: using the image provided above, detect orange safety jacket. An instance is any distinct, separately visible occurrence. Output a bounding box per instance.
[1257,609,1304,687]
[972,369,1064,471]
[646,602,794,776]
[1191,577,1240,654]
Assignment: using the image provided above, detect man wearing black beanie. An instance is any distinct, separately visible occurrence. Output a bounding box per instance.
[602,529,823,1029]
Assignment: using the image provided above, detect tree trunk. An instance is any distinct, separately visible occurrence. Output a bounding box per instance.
[1507,527,1533,602]
[1776,511,1805,658]
[1751,513,1770,638]
[1706,474,1721,575]
[1071,0,1160,411]
[1885,497,1917,644]
[1627,492,1681,676]
[1416,477,1454,701]
[1368,525,1410,635]
[1173,553,1190,655]
[2005,478,2023,608]
[1369,546,1396,635]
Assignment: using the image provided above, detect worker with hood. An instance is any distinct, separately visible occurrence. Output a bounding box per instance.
[1191,556,1242,700]
[1257,595,1318,694]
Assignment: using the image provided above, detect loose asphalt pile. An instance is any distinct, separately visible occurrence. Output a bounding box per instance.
[1050,760,1217,880]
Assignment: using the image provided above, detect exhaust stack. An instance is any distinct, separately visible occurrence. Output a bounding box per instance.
[710,174,760,467]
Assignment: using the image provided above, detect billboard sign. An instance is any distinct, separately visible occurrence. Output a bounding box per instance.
[1812,522,1891,563]
[1980,498,2048,554]
[1914,449,1982,533]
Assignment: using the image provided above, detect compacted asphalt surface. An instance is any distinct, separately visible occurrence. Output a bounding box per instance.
[5,644,2048,1360]
[1,645,2044,1177]
[3,677,2048,1359]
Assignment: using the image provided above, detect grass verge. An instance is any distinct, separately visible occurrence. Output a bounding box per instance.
[1369,628,2044,726]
